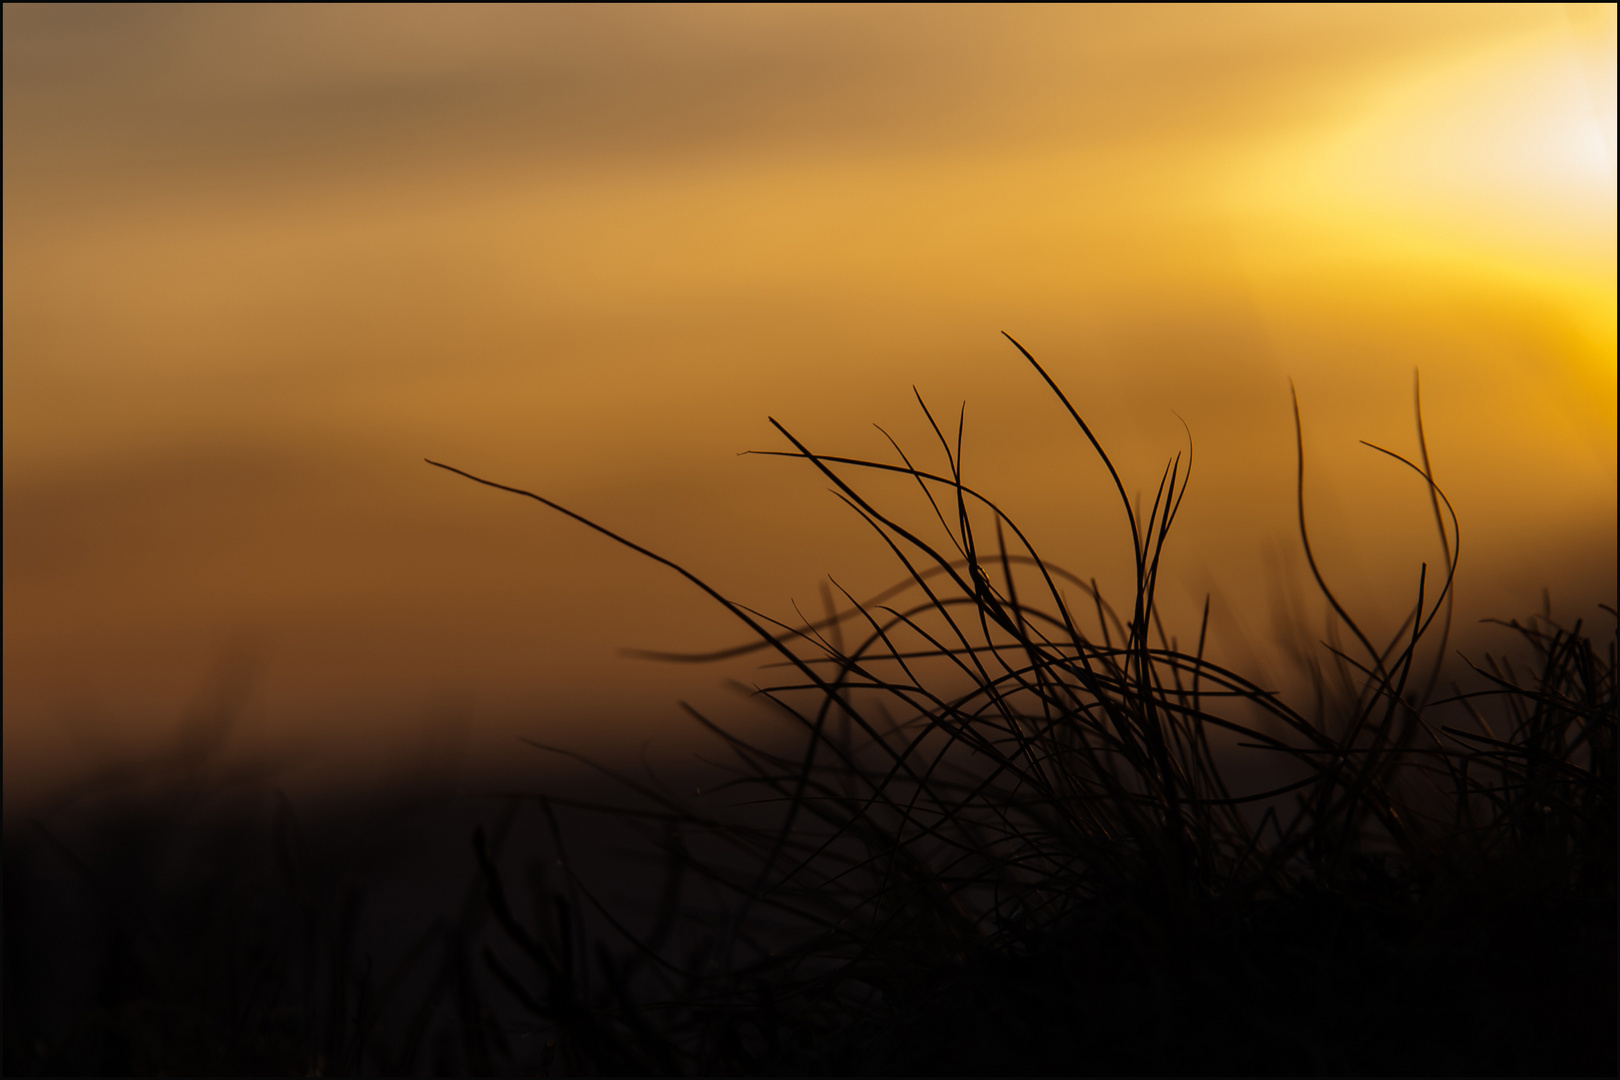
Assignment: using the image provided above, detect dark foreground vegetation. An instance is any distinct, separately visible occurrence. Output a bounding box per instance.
[7,339,1614,1076]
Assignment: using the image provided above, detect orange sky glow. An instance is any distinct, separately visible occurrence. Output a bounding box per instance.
[5,3,1615,808]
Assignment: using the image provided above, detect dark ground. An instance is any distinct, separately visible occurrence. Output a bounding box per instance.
[6,751,1614,1077]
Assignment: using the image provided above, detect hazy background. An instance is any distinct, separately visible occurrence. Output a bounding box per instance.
[5,3,1615,810]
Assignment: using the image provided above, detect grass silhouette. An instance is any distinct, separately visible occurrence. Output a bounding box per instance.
[6,336,1611,1076]
[424,335,1615,1075]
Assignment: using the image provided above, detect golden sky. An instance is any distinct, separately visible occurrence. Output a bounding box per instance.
[5,3,1615,807]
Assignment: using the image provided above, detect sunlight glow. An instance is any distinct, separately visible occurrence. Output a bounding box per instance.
[1230,15,1617,395]
[1246,23,1617,261]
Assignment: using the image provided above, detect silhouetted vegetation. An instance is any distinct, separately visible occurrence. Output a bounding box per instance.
[7,338,1613,1075]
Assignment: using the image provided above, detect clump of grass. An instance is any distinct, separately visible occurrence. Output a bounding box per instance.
[432,336,1614,1076]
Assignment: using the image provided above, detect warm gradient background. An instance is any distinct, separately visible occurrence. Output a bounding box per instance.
[6,4,1615,809]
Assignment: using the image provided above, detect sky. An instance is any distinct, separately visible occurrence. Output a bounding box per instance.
[5,3,1616,808]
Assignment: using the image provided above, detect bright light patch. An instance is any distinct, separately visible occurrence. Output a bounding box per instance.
[1329,30,1614,257]
[1237,18,1617,272]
